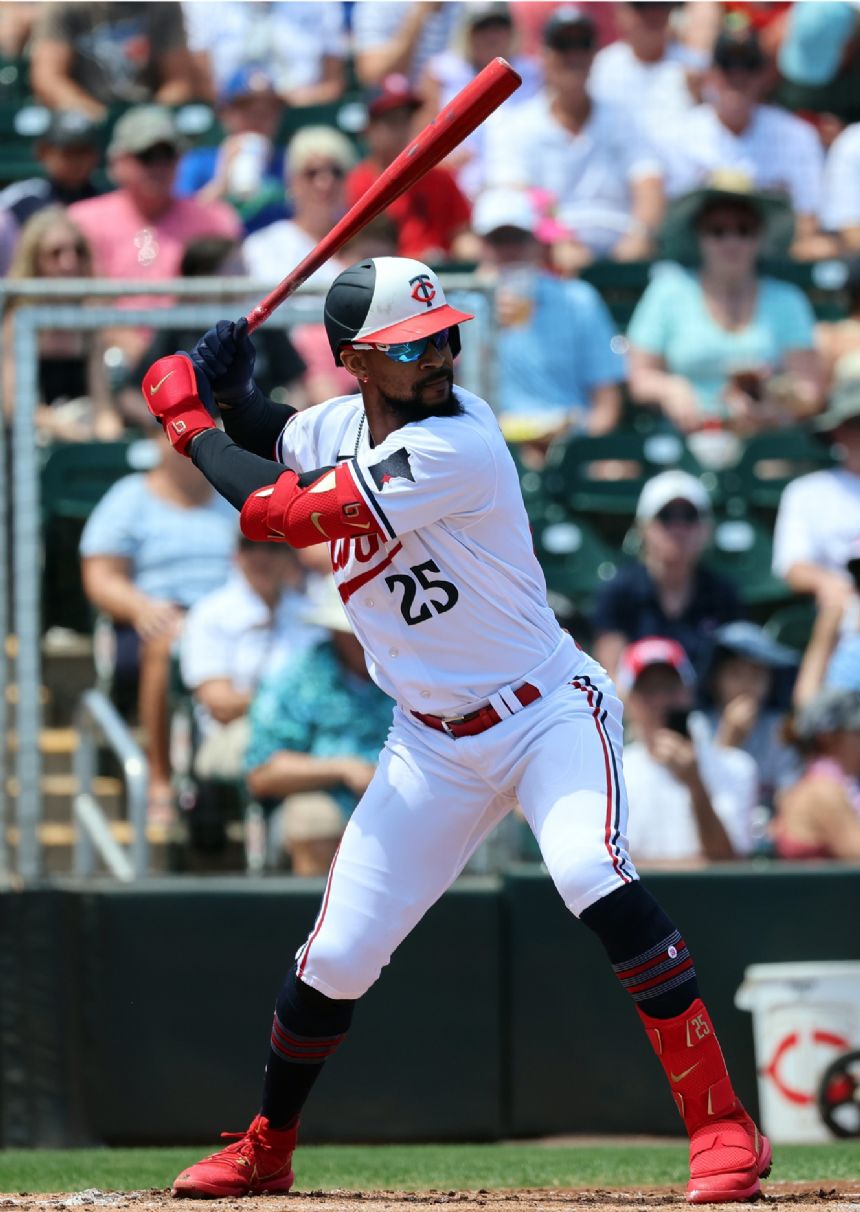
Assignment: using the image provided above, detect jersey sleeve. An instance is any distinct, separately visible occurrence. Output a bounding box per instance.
[346,420,495,540]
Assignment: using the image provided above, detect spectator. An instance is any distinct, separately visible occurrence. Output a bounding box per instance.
[627,185,822,434]
[773,688,860,859]
[701,620,801,812]
[175,66,289,236]
[772,378,860,609]
[419,2,543,200]
[30,1,195,122]
[243,126,357,405]
[120,235,307,429]
[820,121,860,255]
[593,470,743,680]
[472,187,624,445]
[182,1,347,106]
[244,580,394,875]
[816,258,860,389]
[353,1,460,89]
[0,111,103,229]
[3,207,121,443]
[69,105,241,360]
[180,536,319,788]
[80,432,236,822]
[346,74,475,263]
[619,636,757,864]
[658,22,828,260]
[590,2,705,137]
[793,539,860,708]
[0,210,16,277]
[485,5,664,271]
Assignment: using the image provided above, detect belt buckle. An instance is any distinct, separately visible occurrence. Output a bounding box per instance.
[441,714,466,737]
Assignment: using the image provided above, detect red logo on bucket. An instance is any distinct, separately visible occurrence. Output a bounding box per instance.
[409,273,436,307]
[762,1029,850,1105]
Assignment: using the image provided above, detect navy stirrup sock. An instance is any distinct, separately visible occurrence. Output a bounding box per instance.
[261,964,355,1128]
[581,882,701,1019]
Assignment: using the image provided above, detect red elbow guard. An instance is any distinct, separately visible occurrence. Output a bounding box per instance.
[240,461,384,547]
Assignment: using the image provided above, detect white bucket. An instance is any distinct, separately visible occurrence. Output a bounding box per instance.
[735,961,860,1142]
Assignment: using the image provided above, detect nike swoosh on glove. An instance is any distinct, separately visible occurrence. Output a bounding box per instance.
[190,316,257,407]
[142,353,217,455]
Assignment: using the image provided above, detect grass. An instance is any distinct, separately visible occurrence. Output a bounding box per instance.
[0,1141,858,1195]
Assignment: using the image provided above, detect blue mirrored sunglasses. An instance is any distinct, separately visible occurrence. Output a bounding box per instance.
[352,328,450,363]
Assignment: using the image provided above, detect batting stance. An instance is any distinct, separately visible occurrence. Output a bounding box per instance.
[144,257,770,1204]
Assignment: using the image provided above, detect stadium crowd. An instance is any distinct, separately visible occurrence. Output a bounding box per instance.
[1,0,860,873]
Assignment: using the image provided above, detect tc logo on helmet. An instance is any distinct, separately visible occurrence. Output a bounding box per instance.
[409,273,436,307]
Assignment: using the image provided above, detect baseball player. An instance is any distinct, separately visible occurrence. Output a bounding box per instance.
[143,257,770,1204]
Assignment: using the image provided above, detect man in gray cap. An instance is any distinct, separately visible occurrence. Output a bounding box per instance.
[68,105,241,360]
[0,111,103,227]
[773,379,860,609]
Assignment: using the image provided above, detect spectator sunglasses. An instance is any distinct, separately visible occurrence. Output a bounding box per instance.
[349,328,450,364]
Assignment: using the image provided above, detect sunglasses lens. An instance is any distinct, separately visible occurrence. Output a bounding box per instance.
[382,329,449,363]
[657,506,700,525]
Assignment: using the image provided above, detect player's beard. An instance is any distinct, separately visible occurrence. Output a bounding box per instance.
[379,369,462,426]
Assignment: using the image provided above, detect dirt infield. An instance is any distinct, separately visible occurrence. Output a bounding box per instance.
[2,1185,860,1212]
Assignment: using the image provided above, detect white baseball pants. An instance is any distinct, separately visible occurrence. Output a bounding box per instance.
[296,652,638,1000]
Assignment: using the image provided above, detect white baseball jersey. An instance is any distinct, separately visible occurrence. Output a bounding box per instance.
[275,386,586,714]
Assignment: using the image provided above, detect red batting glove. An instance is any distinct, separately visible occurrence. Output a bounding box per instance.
[142,353,216,455]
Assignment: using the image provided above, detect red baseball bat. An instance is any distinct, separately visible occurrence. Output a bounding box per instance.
[245,57,521,333]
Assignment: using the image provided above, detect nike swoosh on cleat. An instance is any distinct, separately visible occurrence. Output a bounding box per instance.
[148,371,176,395]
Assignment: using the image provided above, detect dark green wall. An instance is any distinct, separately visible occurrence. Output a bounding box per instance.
[1,866,858,1147]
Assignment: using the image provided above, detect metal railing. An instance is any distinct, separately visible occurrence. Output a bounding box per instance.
[73,689,148,880]
[1,274,495,881]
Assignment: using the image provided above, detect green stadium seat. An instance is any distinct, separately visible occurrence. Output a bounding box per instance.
[41,438,158,632]
[541,429,705,517]
[763,599,817,653]
[531,501,626,607]
[703,513,791,607]
[717,427,833,515]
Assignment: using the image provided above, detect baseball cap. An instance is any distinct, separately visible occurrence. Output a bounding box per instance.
[635,470,712,523]
[778,0,857,87]
[219,64,278,106]
[616,637,697,693]
[107,105,183,158]
[542,5,597,51]
[40,110,101,149]
[713,25,766,72]
[472,188,539,237]
[366,73,422,121]
[324,256,474,364]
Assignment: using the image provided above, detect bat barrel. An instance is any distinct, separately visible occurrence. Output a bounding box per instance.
[246,57,521,332]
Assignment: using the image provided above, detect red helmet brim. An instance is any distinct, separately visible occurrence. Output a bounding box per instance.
[358,303,474,345]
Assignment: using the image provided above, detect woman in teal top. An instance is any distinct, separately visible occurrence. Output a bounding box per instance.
[627,188,822,432]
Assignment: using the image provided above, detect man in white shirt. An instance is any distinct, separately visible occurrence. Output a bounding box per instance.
[590,1,703,137]
[352,1,460,88]
[619,637,757,865]
[772,380,860,609]
[659,24,826,259]
[181,535,319,779]
[484,4,664,270]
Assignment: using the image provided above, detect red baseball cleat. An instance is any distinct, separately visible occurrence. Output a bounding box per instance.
[172,1114,298,1198]
[686,1105,772,1204]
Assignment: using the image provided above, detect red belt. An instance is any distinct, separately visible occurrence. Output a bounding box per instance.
[412,682,541,739]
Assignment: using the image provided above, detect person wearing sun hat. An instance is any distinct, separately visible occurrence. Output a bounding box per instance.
[593,470,743,682]
[627,170,822,434]
[617,635,758,864]
[701,621,801,813]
